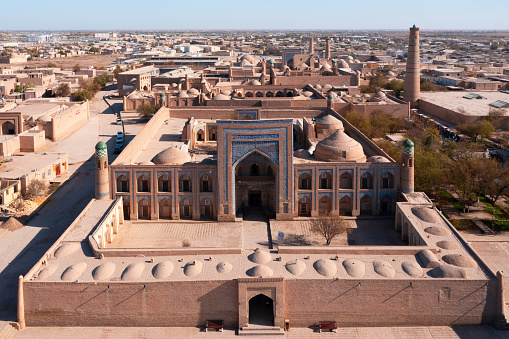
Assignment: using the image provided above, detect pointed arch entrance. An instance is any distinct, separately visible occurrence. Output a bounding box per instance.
[248,294,274,326]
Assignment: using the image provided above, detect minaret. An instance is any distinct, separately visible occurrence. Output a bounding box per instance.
[401,139,414,194]
[309,37,314,55]
[95,141,110,200]
[403,25,420,107]
[327,93,334,109]
[325,37,331,59]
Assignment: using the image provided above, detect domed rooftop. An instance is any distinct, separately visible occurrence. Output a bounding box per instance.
[323,84,332,91]
[424,226,451,236]
[152,261,174,279]
[429,265,467,279]
[367,155,390,163]
[178,91,189,98]
[313,259,337,277]
[220,90,232,96]
[293,149,312,158]
[401,261,423,277]
[315,84,322,90]
[412,206,440,223]
[285,259,306,276]
[138,161,154,166]
[442,254,476,268]
[92,262,116,281]
[375,91,386,98]
[339,59,350,68]
[299,62,309,69]
[184,260,203,277]
[152,146,191,165]
[315,114,344,132]
[373,260,395,278]
[212,93,230,100]
[314,130,366,162]
[436,240,461,250]
[216,261,233,274]
[403,139,414,148]
[240,54,255,63]
[38,265,58,280]
[302,91,313,97]
[250,80,261,86]
[54,243,80,258]
[95,141,107,150]
[342,259,365,278]
[61,262,87,282]
[187,88,199,95]
[121,262,144,281]
[248,249,271,264]
[320,64,332,72]
[246,265,273,278]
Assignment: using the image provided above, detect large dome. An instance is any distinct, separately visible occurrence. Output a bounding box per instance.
[314,130,366,162]
[151,146,191,165]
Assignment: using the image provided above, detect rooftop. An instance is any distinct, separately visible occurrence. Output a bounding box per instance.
[420,91,509,117]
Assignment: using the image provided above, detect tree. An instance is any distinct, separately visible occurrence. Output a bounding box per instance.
[310,215,348,246]
[72,64,81,73]
[385,79,405,97]
[54,83,71,97]
[46,62,58,68]
[414,148,449,198]
[89,47,100,54]
[25,180,47,201]
[71,89,93,101]
[456,120,495,141]
[137,104,161,119]
[485,163,509,213]
[113,65,122,79]
[78,78,101,95]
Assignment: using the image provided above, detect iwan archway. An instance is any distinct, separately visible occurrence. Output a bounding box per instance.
[249,294,274,326]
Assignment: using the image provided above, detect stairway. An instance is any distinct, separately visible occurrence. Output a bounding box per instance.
[239,325,284,336]
[0,323,18,339]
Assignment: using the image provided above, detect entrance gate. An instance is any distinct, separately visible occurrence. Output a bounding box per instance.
[248,294,274,326]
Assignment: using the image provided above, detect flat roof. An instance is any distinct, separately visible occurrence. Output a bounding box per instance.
[420,91,509,117]
[0,152,66,179]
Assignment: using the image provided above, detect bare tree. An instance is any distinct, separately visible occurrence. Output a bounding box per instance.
[25,180,47,201]
[310,215,348,246]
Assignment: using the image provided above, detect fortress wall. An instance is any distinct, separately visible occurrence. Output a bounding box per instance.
[24,280,239,327]
[112,107,169,165]
[51,101,89,141]
[169,107,325,120]
[23,277,496,327]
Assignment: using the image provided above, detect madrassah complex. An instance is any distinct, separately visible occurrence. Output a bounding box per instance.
[16,26,508,334]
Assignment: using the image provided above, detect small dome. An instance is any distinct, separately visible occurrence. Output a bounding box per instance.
[246,265,273,278]
[152,146,191,165]
[285,259,306,276]
[302,91,313,97]
[367,156,390,163]
[375,91,386,98]
[171,83,178,88]
[429,265,467,279]
[418,249,440,268]
[152,261,174,279]
[401,261,423,277]
[313,259,337,277]
[315,114,344,133]
[129,92,141,99]
[95,141,107,150]
[250,80,261,86]
[323,84,332,91]
[436,240,461,250]
[293,149,311,158]
[342,259,365,278]
[373,260,395,278]
[37,114,52,122]
[442,254,476,268]
[138,161,154,166]
[184,260,203,277]
[216,261,233,274]
[353,94,361,98]
[248,249,271,264]
[187,88,199,95]
[54,243,80,258]
[315,84,322,90]
[320,64,332,72]
[424,226,451,236]
[403,139,414,148]
[412,206,440,223]
[314,130,366,162]
[121,262,145,281]
[339,59,349,68]
[212,93,230,100]
[362,94,371,98]
[178,91,189,98]
[220,90,232,96]
[61,262,87,281]
[38,265,58,280]
[92,262,116,281]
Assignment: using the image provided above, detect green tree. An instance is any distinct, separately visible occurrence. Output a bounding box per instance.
[485,163,509,213]
[137,104,161,119]
[54,83,71,97]
[456,120,495,141]
[414,148,449,198]
[46,62,58,68]
[72,64,81,73]
[71,89,93,101]
[89,47,100,54]
[113,65,122,79]
[385,79,405,97]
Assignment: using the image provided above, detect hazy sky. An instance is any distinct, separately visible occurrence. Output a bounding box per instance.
[1,0,508,31]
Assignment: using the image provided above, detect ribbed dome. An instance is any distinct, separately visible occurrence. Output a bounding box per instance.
[152,146,191,165]
[314,130,366,162]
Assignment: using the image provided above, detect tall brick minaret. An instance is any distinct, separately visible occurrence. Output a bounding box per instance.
[325,37,331,59]
[403,25,420,107]
[401,139,415,194]
[95,141,110,200]
[309,37,314,54]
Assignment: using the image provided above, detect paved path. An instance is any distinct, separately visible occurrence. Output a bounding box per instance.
[241,208,272,250]
[12,325,509,339]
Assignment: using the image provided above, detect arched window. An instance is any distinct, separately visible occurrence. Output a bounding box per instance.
[250,164,259,176]
[116,175,129,192]
[200,198,212,219]
[382,172,394,189]
[158,174,171,192]
[360,173,373,189]
[319,172,332,189]
[179,174,192,192]
[159,198,171,219]
[298,196,311,217]
[275,91,284,97]
[360,195,373,215]
[339,195,352,216]
[266,166,273,177]
[209,127,217,141]
[138,198,150,219]
[1,121,15,135]
[137,174,150,192]
[255,91,263,97]
[245,92,253,97]
[339,172,353,189]
[266,91,274,97]
[319,196,332,216]
[299,173,311,190]
[180,199,192,219]
[197,129,204,141]
[200,174,212,192]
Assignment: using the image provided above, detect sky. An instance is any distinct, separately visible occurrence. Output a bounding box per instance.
[1,0,508,31]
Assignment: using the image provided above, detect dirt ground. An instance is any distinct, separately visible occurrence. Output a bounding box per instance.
[18,54,124,70]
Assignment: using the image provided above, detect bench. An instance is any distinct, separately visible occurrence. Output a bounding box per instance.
[319,321,337,333]
[206,319,223,332]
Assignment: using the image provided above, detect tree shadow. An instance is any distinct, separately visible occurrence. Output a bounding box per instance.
[280,233,315,246]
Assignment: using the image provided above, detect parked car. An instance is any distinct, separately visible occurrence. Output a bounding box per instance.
[116,117,122,125]
[114,145,121,154]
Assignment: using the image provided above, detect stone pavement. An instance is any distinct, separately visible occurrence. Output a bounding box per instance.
[12,325,509,339]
